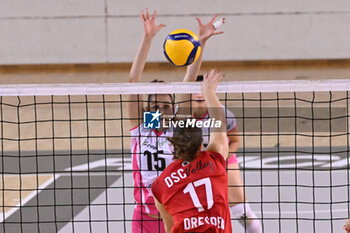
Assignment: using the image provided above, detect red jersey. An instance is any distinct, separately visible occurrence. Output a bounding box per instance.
[152,151,232,233]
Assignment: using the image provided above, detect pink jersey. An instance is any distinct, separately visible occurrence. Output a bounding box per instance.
[130,124,174,215]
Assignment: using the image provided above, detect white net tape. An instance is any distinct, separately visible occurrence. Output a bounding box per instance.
[0,79,350,96]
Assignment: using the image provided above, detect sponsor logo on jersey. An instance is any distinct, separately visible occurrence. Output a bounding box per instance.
[164,160,214,188]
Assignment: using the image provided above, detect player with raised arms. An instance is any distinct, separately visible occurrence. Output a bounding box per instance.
[192,76,262,233]
[183,16,261,233]
[152,69,232,233]
[127,9,224,233]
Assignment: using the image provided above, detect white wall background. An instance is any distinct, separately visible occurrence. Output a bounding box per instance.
[1,0,350,64]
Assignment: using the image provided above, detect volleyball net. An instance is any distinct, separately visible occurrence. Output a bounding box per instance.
[0,80,349,233]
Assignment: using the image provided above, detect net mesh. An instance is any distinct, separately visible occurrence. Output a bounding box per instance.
[0,80,349,233]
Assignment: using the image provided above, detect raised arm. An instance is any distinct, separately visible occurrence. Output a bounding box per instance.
[202,69,229,158]
[176,16,225,118]
[183,15,225,82]
[127,9,165,128]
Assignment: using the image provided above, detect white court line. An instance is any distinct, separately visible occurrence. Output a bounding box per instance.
[0,174,60,223]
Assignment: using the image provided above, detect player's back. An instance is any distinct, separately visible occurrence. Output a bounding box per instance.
[152,150,232,233]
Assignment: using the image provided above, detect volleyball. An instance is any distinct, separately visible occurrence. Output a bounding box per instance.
[163,29,201,67]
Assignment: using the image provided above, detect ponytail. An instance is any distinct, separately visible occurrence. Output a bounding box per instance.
[168,126,203,162]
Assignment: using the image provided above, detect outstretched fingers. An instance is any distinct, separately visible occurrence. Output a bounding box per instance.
[196,17,203,26]
[151,10,157,21]
[212,17,226,31]
[140,10,146,22]
[208,68,217,79]
[214,70,222,80]
[145,8,150,20]
[213,31,224,35]
[212,70,221,84]
[209,14,220,25]
[156,24,166,33]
